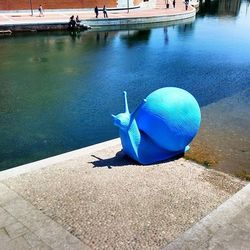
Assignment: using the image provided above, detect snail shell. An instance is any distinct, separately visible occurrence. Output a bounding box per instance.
[136,87,201,151]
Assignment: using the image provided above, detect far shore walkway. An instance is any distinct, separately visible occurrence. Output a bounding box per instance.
[0,0,194,27]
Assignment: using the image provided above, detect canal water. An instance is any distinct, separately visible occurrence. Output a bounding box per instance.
[0,0,249,177]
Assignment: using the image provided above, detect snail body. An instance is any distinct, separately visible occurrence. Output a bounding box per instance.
[112,87,201,164]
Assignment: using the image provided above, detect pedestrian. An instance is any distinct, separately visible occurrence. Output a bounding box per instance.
[76,15,80,26]
[68,15,76,30]
[103,5,108,18]
[94,6,99,18]
[173,0,176,8]
[185,0,189,10]
[38,4,44,17]
[166,0,169,8]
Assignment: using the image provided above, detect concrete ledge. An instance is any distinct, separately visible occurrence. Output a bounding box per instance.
[88,16,195,31]
[83,9,195,26]
[0,23,90,31]
[0,138,120,181]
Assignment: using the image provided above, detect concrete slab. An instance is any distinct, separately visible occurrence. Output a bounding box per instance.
[0,139,246,249]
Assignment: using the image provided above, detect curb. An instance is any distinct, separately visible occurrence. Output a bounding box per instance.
[0,138,120,181]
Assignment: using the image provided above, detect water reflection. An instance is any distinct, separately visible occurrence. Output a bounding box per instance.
[95,32,110,44]
[69,31,81,41]
[119,30,151,47]
[177,22,195,34]
[163,27,169,44]
[199,0,241,17]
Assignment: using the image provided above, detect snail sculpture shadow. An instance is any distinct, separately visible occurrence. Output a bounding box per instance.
[112,87,201,165]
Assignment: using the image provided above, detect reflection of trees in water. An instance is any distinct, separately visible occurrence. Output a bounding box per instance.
[119,30,151,47]
[198,0,241,17]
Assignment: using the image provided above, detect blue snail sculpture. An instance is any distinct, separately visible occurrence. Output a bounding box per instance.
[112,87,201,164]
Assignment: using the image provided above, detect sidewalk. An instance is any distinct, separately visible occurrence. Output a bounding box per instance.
[0,138,248,249]
[0,0,195,28]
[165,183,250,250]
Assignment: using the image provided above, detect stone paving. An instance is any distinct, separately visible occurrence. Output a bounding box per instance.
[165,183,250,250]
[0,182,89,250]
[0,139,247,249]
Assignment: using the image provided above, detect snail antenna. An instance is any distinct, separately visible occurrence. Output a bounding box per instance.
[123,91,129,113]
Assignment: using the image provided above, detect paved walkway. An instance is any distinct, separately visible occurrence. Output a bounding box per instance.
[0,0,193,26]
[165,183,250,250]
[0,183,89,250]
[0,139,248,249]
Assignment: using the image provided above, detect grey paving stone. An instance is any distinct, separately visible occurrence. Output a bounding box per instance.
[34,220,87,248]
[231,204,250,232]
[50,231,90,250]
[18,209,52,232]
[23,232,45,248]
[34,220,70,246]
[3,198,36,218]
[207,224,250,250]
[0,236,30,250]
[5,221,29,239]
[31,244,52,250]
[0,206,17,227]
[0,182,19,205]
[0,227,11,242]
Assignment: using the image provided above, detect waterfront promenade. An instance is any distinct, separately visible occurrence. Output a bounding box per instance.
[0,139,249,249]
[0,0,195,29]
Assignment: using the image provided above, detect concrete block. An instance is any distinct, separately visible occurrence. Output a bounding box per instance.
[3,198,35,218]
[5,222,29,239]
[0,207,17,227]
[0,182,19,205]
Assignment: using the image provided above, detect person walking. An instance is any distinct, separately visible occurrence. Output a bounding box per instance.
[185,0,189,10]
[38,4,44,17]
[76,15,81,28]
[68,15,76,30]
[173,0,176,8]
[94,6,99,18]
[166,0,169,8]
[103,5,108,18]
